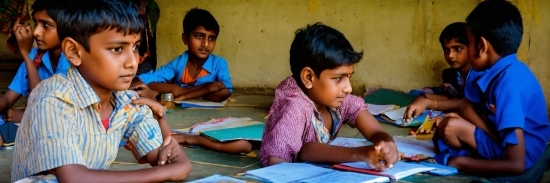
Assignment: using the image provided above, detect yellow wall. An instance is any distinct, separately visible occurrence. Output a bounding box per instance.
[156,0,550,98]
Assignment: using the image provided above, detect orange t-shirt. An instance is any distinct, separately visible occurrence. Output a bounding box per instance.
[180,66,208,85]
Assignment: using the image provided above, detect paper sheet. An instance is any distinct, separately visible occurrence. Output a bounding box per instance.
[246,163,333,183]
[299,171,388,183]
[340,161,435,180]
[188,174,246,183]
[393,136,435,157]
[329,137,371,147]
[366,104,396,115]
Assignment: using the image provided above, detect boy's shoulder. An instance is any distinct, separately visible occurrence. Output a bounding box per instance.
[29,73,73,101]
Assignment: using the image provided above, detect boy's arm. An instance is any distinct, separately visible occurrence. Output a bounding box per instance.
[448,128,525,175]
[13,20,40,91]
[56,137,191,182]
[203,88,231,102]
[404,96,467,121]
[0,90,21,113]
[147,82,205,97]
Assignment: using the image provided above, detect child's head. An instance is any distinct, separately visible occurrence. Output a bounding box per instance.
[31,0,65,51]
[439,22,470,70]
[182,8,220,60]
[466,0,523,71]
[289,23,363,108]
[58,0,144,91]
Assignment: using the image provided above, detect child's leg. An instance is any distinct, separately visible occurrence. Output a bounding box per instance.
[458,102,498,140]
[436,115,477,150]
[173,134,252,154]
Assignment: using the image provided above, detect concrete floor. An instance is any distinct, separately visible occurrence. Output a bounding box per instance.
[0,93,549,182]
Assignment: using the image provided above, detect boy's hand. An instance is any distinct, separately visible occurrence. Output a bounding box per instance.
[157,135,185,165]
[12,18,33,56]
[6,108,24,123]
[358,145,386,171]
[404,97,432,122]
[129,83,159,99]
[373,140,399,169]
[205,81,225,93]
[131,95,164,120]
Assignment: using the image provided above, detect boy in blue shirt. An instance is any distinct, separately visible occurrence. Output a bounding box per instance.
[406,0,550,180]
[0,0,70,146]
[11,0,191,182]
[137,8,232,102]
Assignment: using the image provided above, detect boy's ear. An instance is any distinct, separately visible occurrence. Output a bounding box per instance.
[62,38,83,66]
[476,36,490,59]
[181,33,188,45]
[300,67,316,89]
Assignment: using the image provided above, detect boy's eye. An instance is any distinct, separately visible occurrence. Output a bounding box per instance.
[334,77,342,81]
[195,35,203,39]
[456,47,463,51]
[44,23,51,27]
[132,44,141,51]
[443,49,450,53]
[208,37,217,41]
[110,47,123,52]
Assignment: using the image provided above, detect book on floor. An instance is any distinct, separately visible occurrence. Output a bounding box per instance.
[175,99,229,109]
[172,117,265,142]
[332,161,436,181]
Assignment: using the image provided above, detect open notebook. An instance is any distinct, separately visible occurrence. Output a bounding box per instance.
[379,107,443,127]
[332,161,435,181]
[172,117,265,142]
[329,137,435,158]
[175,99,229,109]
[244,162,389,183]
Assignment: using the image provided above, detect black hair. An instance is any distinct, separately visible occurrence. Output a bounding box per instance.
[56,0,144,52]
[183,8,220,36]
[31,0,65,23]
[289,22,363,85]
[466,0,523,56]
[439,22,468,46]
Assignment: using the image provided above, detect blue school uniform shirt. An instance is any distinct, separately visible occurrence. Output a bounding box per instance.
[8,48,70,97]
[138,51,233,92]
[464,54,550,169]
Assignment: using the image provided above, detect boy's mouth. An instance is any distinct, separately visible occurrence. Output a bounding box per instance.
[120,74,135,81]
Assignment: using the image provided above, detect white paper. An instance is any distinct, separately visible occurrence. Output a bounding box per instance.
[188,174,245,183]
[246,163,333,183]
[381,107,408,120]
[393,136,435,157]
[329,137,372,147]
[299,171,388,183]
[340,161,435,180]
[367,104,396,115]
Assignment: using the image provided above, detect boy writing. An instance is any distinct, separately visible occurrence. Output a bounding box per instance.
[135,7,232,102]
[0,0,70,146]
[260,23,398,171]
[11,0,191,182]
[405,0,550,180]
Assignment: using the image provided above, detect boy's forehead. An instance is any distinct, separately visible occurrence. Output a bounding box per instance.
[442,38,466,47]
[190,26,217,35]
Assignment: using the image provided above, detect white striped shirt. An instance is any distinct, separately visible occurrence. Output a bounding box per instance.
[12,66,162,181]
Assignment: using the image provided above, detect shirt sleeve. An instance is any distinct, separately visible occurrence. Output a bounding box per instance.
[138,58,179,85]
[493,75,525,147]
[124,105,163,157]
[215,57,233,93]
[14,94,86,179]
[8,62,30,96]
[340,95,368,128]
[260,103,308,166]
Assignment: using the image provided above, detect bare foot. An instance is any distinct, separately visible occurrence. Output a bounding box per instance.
[7,108,24,123]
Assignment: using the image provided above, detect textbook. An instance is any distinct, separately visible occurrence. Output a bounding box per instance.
[329,137,435,158]
[188,174,246,183]
[172,117,265,142]
[175,99,228,109]
[378,107,443,127]
[332,161,435,181]
[243,162,389,183]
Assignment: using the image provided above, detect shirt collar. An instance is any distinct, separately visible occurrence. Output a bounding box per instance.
[182,51,215,73]
[475,54,517,92]
[67,66,133,109]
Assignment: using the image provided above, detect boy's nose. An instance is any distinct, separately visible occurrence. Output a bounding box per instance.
[125,52,138,69]
[343,82,352,94]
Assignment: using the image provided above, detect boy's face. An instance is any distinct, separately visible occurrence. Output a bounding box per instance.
[307,65,354,108]
[182,26,217,60]
[33,10,60,51]
[466,27,488,71]
[442,39,469,70]
[78,29,140,91]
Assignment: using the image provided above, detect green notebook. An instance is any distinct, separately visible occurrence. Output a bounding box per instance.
[363,88,416,107]
[200,124,265,142]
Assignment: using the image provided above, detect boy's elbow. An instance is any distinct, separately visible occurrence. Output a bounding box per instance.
[172,161,192,181]
[509,161,525,175]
